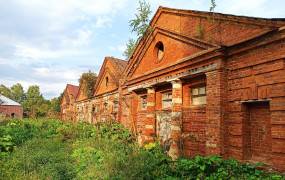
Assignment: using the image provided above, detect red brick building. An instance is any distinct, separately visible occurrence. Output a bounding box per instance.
[119,7,285,171]
[92,57,127,123]
[61,7,285,171]
[71,57,127,124]
[60,84,79,121]
[0,94,23,119]
[74,81,91,122]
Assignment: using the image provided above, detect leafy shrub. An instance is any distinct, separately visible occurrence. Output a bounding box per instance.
[0,137,76,180]
[0,119,283,180]
[0,135,14,153]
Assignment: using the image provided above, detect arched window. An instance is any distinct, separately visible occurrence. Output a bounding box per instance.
[155,41,164,62]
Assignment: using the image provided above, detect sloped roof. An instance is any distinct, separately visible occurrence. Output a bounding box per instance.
[93,56,127,96]
[66,84,79,97]
[0,94,21,106]
[95,57,127,85]
[107,57,128,77]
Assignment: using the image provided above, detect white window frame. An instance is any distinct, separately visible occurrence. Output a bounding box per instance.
[140,95,147,110]
[113,101,119,112]
[191,86,206,105]
[162,91,172,109]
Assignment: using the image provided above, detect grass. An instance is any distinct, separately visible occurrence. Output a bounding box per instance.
[0,119,283,180]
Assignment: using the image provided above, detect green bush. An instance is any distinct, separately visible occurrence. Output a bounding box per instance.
[0,137,76,180]
[0,119,283,180]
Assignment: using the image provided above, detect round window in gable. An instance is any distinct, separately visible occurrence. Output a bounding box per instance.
[155,41,164,62]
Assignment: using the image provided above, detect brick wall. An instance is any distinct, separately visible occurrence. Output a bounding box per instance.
[61,7,285,171]
[0,105,23,119]
[225,33,285,170]
[182,107,206,157]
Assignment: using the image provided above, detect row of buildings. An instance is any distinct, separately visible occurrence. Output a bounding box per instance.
[61,57,127,123]
[61,7,285,171]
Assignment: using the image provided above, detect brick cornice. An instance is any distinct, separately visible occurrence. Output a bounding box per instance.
[227,27,285,57]
[154,7,285,28]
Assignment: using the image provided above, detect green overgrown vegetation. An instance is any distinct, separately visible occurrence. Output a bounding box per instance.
[78,70,98,99]
[0,119,283,179]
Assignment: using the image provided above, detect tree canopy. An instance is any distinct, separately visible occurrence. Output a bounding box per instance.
[79,70,98,98]
[0,83,61,118]
[123,0,152,59]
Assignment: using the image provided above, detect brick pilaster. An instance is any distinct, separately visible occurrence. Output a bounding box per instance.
[169,79,183,159]
[205,70,226,155]
[141,87,156,144]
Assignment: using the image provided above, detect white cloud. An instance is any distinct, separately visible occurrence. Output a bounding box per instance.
[33,67,82,82]
[1,66,88,99]
[216,0,268,17]
[95,16,113,28]
[14,43,89,60]
[1,0,284,100]
[109,44,126,53]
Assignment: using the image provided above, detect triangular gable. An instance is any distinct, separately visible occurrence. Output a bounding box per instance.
[128,27,218,79]
[124,6,285,80]
[66,84,79,98]
[93,57,127,96]
[61,87,70,106]
[151,7,285,47]
[76,83,88,102]
[61,84,79,105]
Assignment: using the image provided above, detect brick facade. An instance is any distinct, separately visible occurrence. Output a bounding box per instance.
[0,105,23,119]
[60,84,79,122]
[61,7,285,171]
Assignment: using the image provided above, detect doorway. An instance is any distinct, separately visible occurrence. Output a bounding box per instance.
[244,101,271,163]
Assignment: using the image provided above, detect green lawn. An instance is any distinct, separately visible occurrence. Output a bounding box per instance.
[0,119,283,179]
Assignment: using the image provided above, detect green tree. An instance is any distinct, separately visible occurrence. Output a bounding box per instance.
[210,0,217,12]
[123,0,151,58]
[79,71,98,98]
[10,83,25,103]
[22,85,45,118]
[50,96,61,113]
[0,84,12,99]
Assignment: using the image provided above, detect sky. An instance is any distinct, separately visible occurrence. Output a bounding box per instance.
[0,0,284,99]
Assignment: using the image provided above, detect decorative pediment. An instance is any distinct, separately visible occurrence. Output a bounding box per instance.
[94,67,118,96]
[93,57,127,96]
[126,27,217,80]
[123,6,285,82]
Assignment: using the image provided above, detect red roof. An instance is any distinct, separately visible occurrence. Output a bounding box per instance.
[66,84,79,97]
[106,56,128,77]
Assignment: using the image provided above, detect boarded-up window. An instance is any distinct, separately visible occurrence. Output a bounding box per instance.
[94,105,99,113]
[162,91,172,109]
[104,102,108,111]
[113,101,119,112]
[140,95,147,110]
[191,86,206,105]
